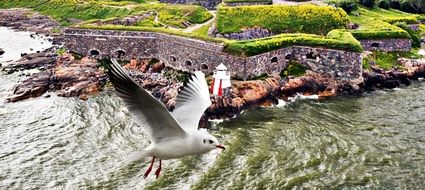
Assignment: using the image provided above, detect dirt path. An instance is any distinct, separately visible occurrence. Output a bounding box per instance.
[182,11,216,33]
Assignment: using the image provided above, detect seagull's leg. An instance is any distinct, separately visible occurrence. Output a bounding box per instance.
[155,159,162,179]
[144,157,155,178]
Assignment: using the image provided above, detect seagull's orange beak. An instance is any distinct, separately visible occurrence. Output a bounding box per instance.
[215,144,225,150]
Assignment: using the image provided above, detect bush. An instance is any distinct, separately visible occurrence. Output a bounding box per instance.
[217,4,349,35]
[378,0,391,9]
[389,0,401,9]
[393,22,421,47]
[400,0,425,13]
[327,0,359,14]
[360,0,376,8]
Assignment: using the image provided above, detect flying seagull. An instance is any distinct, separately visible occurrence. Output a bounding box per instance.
[108,59,225,179]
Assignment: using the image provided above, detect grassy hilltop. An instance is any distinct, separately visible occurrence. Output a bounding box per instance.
[1,0,424,63]
[0,0,212,28]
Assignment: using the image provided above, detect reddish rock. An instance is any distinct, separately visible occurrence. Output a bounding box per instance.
[151,62,165,73]
[6,69,52,102]
[6,52,106,102]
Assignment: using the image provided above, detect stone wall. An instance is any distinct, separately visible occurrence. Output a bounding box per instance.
[159,0,222,10]
[64,28,363,82]
[224,1,272,6]
[359,39,412,52]
[211,27,273,40]
[64,29,157,60]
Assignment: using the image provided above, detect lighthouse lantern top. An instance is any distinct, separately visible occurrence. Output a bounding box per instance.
[216,63,227,71]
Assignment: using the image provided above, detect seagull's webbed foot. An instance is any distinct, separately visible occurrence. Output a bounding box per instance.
[155,159,162,179]
[144,157,155,178]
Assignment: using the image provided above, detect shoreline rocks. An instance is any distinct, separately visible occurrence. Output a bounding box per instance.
[3,49,57,74]
[4,52,425,122]
[0,9,61,35]
[5,52,106,102]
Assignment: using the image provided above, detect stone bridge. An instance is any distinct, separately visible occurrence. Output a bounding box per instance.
[64,28,363,82]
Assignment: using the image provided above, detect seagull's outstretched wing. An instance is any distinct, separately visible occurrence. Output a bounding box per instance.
[172,71,212,131]
[109,59,186,143]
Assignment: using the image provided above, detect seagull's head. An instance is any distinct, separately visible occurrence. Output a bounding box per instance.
[199,132,225,151]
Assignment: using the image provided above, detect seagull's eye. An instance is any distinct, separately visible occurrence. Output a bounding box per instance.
[203,139,206,143]
[208,140,214,144]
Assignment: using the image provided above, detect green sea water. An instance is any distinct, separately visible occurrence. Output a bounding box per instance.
[1,27,424,190]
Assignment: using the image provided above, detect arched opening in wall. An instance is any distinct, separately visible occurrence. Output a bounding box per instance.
[201,63,209,70]
[371,43,380,48]
[271,57,278,63]
[170,56,177,62]
[185,60,192,66]
[306,52,316,60]
[115,50,125,59]
[89,49,100,57]
[285,54,292,61]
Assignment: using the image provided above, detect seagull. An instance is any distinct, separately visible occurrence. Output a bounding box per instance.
[108,59,225,179]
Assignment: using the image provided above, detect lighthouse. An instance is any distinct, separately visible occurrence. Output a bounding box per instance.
[210,63,231,97]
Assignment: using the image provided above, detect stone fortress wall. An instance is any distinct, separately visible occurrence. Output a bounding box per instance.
[64,28,363,82]
[159,0,222,10]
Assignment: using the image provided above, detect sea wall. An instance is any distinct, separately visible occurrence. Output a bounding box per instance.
[64,28,363,82]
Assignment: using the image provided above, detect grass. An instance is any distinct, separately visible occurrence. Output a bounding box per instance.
[363,50,422,70]
[347,7,422,40]
[0,0,212,27]
[191,23,213,37]
[216,4,349,35]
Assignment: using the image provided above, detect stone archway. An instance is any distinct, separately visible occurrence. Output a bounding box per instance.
[201,63,209,70]
[170,56,177,62]
[371,43,380,48]
[89,49,100,57]
[185,60,192,66]
[115,49,126,59]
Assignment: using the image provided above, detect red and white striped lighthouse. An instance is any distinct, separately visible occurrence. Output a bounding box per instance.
[210,63,231,97]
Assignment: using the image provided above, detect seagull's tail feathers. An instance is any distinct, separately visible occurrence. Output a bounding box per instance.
[125,150,150,164]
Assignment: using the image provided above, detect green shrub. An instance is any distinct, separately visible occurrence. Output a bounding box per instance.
[378,0,391,9]
[351,30,411,39]
[360,0,376,8]
[187,7,213,24]
[281,62,307,77]
[382,16,419,24]
[393,22,421,47]
[400,0,425,13]
[216,4,349,35]
[389,0,401,9]
[327,0,359,14]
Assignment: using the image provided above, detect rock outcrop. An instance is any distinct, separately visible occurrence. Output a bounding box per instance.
[363,58,425,91]
[3,50,57,74]
[6,69,52,102]
[6,52,106,102]
[0,9,61,35]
